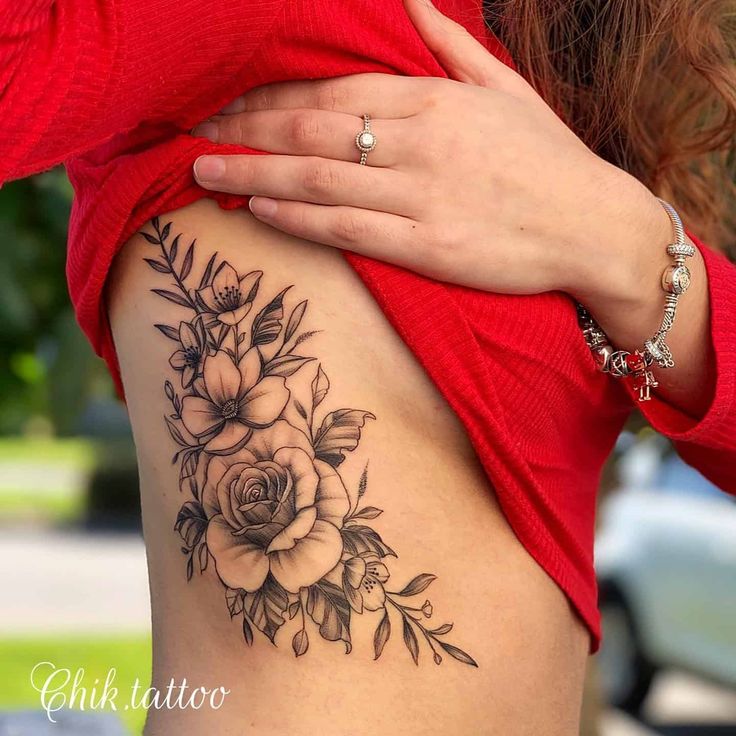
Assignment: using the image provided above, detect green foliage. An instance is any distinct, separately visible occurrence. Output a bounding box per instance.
[0,169,113,434]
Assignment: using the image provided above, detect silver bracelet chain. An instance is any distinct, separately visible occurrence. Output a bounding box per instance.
[577,197,695,402]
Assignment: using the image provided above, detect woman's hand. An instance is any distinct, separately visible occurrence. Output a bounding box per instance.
[191,0,714,418]
[191,0,672,316]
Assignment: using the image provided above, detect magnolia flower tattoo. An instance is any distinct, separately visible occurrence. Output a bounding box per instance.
[142,217,477,668]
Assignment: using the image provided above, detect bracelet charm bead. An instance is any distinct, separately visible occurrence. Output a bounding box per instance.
[666,243,696,259]
[662,264,691,294]
[576,197,693,402]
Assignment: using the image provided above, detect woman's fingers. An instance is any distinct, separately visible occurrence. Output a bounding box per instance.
[223,74,437,118]
[248,198,433,271]
[193,154,416,215]
[403,0,529,95]
[193,109,402,167]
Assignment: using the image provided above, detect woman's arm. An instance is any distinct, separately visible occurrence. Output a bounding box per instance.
[0,0,284,183]
[190,0,713,414]
[191,0,736,491]
[190,0,735,491]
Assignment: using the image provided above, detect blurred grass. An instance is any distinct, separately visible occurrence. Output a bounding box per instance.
[0,437,95,524]
[0,490,84,522]
[0,635,151,735]
[0,437,95,465]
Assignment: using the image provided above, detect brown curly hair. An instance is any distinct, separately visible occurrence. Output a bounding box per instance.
[485,0,736,258]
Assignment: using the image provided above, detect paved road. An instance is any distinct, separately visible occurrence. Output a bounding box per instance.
[0,528,150,633]
[1,528,734,735]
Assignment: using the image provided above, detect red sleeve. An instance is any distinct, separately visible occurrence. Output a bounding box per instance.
[627,235,736,494]
[0,0,286,183]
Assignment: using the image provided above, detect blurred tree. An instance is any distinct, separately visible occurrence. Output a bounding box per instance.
[0,168,114,435]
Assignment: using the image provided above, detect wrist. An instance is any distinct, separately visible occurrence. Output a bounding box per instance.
[568,168,674,346]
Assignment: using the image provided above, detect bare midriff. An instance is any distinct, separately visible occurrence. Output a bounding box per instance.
[107,198,590,736]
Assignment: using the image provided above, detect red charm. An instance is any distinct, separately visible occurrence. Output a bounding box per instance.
[625,352,646,374]
[630,368,658,402]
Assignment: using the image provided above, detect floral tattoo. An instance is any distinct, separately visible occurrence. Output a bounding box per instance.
[142,217,477,668]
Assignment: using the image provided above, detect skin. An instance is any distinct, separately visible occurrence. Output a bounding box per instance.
[108,199,591,735]
[192,0,715,420]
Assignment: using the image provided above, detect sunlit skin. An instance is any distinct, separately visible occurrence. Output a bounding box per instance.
[192,0,714,420]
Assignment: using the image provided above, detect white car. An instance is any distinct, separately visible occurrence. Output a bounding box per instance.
[595,448,736,712]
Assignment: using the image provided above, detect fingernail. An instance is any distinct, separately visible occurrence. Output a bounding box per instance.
[249,197,278,219]
[219,97,245,114]
[191,121,219,142]
[193,156,225,183]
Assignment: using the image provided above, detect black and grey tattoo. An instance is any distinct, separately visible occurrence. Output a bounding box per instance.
[141,217,477,668]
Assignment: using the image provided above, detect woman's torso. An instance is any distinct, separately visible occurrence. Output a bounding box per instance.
[109,199,592,734]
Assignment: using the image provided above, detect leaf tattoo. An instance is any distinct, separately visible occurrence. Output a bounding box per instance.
[143,219,477,669]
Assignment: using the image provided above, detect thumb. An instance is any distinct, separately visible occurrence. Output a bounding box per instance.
[402,0,516,89]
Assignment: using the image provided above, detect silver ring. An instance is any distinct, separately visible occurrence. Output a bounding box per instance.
[355,114,377,165]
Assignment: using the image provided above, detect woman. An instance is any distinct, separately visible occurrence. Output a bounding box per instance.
[2,0,734,733]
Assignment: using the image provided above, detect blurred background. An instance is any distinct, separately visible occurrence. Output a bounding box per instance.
[0,170,733,736]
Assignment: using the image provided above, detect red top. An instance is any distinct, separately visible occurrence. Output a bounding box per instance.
[2,0,735,653]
